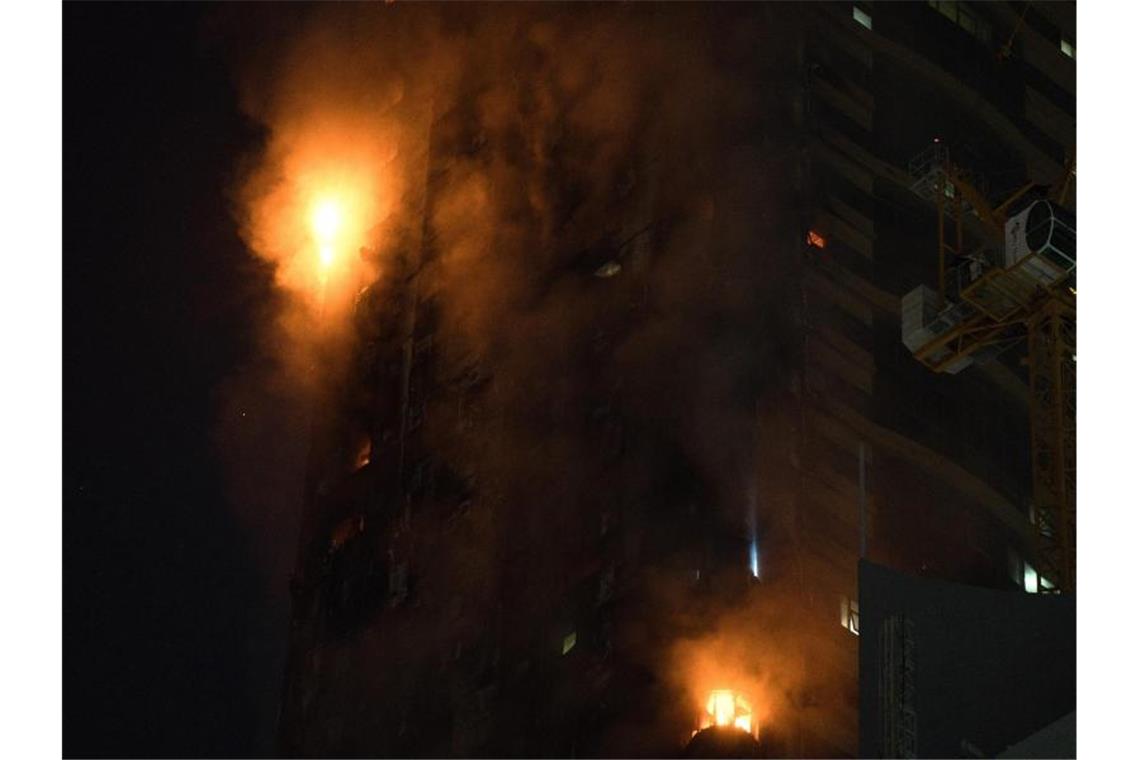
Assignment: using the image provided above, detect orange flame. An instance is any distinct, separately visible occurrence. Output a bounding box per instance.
[697,688,757,738]
[238,112,404,312]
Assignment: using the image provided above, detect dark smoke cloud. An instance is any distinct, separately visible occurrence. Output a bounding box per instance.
[217,2,829,753]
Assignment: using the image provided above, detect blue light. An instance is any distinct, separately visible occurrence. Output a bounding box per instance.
[749,540,760,579]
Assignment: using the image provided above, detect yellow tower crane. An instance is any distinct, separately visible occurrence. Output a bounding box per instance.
[901,143,1076,593]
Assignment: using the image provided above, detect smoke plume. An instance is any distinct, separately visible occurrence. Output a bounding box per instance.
[219,2,829,753]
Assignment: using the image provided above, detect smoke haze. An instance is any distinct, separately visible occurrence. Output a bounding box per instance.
[218,2,829,753]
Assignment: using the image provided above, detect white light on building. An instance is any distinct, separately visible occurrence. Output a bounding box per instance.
[1023,562,1039,594]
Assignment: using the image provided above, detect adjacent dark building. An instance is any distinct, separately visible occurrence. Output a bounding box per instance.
[858,559,1075,758]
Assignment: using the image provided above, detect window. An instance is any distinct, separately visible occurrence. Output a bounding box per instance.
[928,1,993,45]
[1010,548,1056,593]
[1060,39,1075,59]
[1023,562,1039,594]
[353,436,372,470]
[853,6,873,31]
[840,596,860,635]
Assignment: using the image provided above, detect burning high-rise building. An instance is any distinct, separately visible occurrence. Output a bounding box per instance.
[262,2,1076,756]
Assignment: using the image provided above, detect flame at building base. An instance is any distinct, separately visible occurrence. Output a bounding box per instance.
[693,689,758,739]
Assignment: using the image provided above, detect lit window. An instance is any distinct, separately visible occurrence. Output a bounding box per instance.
[1011,547,1057,593]
[929,1,992,44]
[1061,39,1075,59]
[1023,562,1038,593]
[561,631,577,655]
[840,596,860,635]
[353,436,372,470]
[853,6,873,31]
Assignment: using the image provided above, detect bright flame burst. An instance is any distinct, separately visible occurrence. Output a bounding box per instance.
[313,199,343,242]
[236,96,410,313]
[696,689,757,737]
[312,198,345,270]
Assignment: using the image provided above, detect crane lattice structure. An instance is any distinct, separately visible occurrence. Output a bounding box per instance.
[903,143,1075,593]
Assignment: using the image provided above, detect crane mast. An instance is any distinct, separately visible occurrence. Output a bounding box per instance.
[902,143,1076,592]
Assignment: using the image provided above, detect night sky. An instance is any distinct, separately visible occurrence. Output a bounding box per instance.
[65,4,284,756]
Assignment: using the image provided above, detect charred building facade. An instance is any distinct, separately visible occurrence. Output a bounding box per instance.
[277,3,1075,757]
